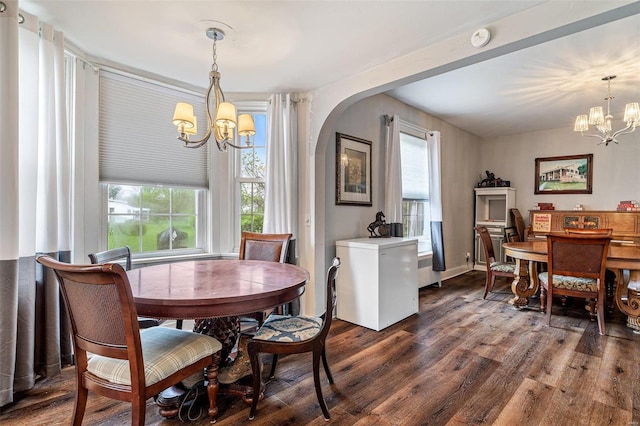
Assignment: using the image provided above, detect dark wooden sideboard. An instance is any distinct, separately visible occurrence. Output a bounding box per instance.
[527,210,640,242]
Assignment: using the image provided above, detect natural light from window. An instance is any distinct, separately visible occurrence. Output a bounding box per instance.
[400,131,431,253]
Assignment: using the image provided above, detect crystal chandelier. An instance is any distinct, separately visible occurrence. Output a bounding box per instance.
[172,28,255,150]
[574,76,640,146]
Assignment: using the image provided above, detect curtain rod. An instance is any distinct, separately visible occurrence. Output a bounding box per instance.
[383,114,434,137]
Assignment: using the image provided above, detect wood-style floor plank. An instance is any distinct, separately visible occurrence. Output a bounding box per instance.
[1,270,639,425]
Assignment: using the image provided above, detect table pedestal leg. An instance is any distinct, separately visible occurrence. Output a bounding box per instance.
[509,259,539,308]
[615,270,640,333]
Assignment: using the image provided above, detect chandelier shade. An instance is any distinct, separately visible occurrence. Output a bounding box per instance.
[172,27,255,150]
[574,75,639,146]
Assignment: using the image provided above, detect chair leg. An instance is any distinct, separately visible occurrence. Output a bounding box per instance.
[540,285,547,313]
[596,296,606,335]
[205,353,221,422]
[73,384,88,426]
[483,274,495,299]
[321,346,334,384]
[312,350,330,420]
[546,287,553,327]
[248,343,261,420]
[268,354,278,380]
[131,398,146,426]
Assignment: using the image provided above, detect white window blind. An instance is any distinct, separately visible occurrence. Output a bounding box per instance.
[98,70,209,188]
[400,132,429,200]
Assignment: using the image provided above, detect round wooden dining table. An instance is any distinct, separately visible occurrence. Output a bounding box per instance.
[127,259,309,320]
[127,259,310,418]
[503,240,640,332]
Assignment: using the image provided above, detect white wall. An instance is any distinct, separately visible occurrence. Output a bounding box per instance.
[480,126,640,227]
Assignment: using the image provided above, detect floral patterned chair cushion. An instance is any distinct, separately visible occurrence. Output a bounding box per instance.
[252,314,323,343]
[489,261,516,273]
[538,272,598,292]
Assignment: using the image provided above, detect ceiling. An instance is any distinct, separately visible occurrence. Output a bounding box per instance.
[18,1,640,139]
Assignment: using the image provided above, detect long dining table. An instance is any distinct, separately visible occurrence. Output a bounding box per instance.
[503,240,640,332]
[126,258,310,418]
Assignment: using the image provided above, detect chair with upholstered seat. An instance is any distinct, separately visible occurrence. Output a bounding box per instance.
[475,225,517,299]
[88,246,182,329]
[539,229,612,335]
[37,255,223,425]
[247,257,340,421]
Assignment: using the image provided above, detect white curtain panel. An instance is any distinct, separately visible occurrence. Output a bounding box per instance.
[0,1,21,407]
[0,9,72,406]
[427,131,446,272]
[263,93,297,235]
[384,114,403,223]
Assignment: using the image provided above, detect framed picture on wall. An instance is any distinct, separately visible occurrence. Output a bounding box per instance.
[336,133,372,206]
[534,153,593,195]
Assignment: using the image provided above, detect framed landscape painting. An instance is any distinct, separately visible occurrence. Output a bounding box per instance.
[336,133,372,206]
[534,153,593,195]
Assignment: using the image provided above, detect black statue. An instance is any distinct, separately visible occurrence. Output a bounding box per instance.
[477,170,508,188]
[367,211,390,238]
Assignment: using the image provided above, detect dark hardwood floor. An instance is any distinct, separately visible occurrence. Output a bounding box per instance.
[1,270,638,425]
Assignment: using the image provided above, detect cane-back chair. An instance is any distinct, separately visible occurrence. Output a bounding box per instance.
[539,229,612,335]
[37,255,222,425]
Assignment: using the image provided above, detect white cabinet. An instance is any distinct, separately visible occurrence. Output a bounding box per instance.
[335,237,418,331]
[473,187,516,270]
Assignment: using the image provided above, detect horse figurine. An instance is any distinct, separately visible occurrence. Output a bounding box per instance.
[367,211,389,237]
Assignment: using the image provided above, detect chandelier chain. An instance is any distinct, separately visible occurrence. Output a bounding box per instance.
[211,35,218,72]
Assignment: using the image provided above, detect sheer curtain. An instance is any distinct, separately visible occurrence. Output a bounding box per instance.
[384,114,403,224]
[263,93,297,234]
[0,8,72,407]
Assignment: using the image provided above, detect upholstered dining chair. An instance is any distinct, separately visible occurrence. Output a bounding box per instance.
[475,225,517,299]
[88,246,182,329]
[247,257,341,421]
[538,229,612,335]
[36,255,223,425]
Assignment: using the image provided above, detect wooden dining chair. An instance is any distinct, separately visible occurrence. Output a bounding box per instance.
[538,230,612,335]
[36,255,223,425]
[88,246,182,329]
[239,231,293,326]
[247,257,340,421]
[475,225,517,299]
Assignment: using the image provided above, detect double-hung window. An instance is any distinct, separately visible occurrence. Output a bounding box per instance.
[399,127,431,253]
[233,105,267,249]
[99,70,207,256]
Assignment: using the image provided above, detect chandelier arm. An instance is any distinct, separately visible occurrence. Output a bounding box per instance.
[177,73,216,148]
[610,124,635,139]
[224,140,253,149]
[579,132,609,141]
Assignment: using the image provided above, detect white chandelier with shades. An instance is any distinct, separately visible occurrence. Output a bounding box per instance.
[574,75,640,146]
[172,28,256,150]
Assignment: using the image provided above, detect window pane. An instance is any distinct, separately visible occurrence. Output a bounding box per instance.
[141,187,170,214]
[171,215,196,249]
[147,216,170,251]
[240,182,265,233]
[241,148,266,179]
[108,215,141,252]
[173,188,196,214]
